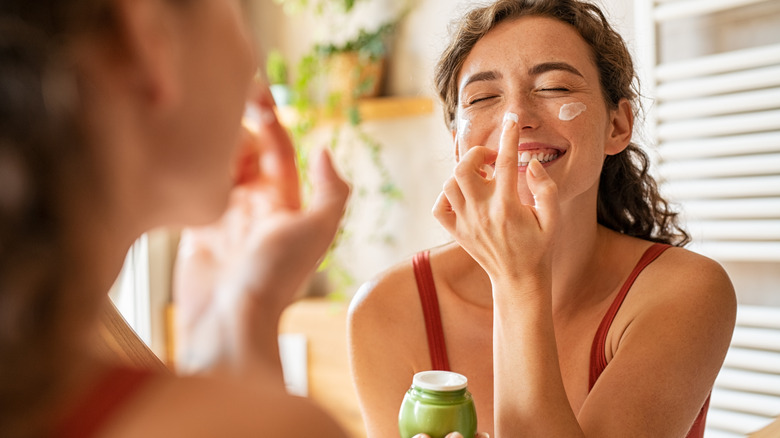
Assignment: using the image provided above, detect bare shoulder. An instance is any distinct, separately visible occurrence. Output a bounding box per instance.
[347,252,419,326]
[347,243,465,333]
[623,244,737,342]
[346,248,432,369]
[645,246,736,311]
[104,375,347,438]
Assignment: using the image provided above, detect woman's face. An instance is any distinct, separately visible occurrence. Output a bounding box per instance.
[455,16,629,206]
[154,0,257,225]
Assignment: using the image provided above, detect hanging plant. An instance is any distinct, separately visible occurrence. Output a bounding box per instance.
[273,0,363,16]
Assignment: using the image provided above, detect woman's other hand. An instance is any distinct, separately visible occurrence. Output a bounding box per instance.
[173,86,349,375]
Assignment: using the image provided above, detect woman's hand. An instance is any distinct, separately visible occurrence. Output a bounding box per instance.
[432,113,559,286]
[173,86,350,375]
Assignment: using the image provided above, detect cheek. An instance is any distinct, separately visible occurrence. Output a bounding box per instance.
[456,116,473,145]
[457,108,505,150]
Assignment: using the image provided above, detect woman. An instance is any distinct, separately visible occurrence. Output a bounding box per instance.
[347,1,736,437]
[0,0,349,436]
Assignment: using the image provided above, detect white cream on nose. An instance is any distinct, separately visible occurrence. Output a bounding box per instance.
[558,102,587,121]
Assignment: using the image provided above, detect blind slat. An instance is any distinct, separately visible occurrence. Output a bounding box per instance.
[686,241,780,262]
[715,369,780,397]
[660,153,780,180]
[654,0,772,21]
[702,429,743,438]
[688,220,780,240]
[723,348,780,374]
[658,109,780,141]
[663,175,780,199]
[729,326,780,351]
[658,131,780,160]
[656,43,780,81]
[656,65,780,101]
[682,198,780,219]
[704,408,774,435]
[710,388,780,418]
[736,305,780,329]
[657,88,780,121]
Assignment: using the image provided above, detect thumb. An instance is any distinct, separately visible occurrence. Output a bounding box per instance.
[526,158,559,232]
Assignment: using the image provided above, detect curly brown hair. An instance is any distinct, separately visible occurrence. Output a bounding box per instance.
[0,1,116,436]
[434,0,689,246]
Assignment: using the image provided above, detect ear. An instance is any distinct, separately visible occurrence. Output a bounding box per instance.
[452,129,460,162]
[113,0,181,111]
[604,98,633,156]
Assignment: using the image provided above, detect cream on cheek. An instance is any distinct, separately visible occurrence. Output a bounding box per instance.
[457,116,472,143]
[558,102,587,121]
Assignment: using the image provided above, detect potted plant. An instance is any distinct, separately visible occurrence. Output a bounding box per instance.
[272,0,408,296]
[315,21,396,104]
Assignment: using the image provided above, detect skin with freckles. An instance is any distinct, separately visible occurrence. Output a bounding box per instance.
[349,13,735,438]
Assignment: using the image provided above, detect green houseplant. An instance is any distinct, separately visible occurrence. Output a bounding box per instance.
[272,0,407,297]
[266,49,292,106]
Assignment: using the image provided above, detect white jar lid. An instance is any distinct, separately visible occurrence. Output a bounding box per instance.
[413,370,468,391]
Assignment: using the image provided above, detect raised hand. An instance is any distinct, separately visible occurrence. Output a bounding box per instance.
[173,86,349,375]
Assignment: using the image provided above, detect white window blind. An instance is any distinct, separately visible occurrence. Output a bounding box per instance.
[109,234,152,346]
[635,0,780,263]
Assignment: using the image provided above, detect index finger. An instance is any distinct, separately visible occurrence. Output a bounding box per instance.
[243,85,301,210]
[495,112,519,197]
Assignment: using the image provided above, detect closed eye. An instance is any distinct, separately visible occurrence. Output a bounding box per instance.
[540,88,570,92]
[468,96,497,105]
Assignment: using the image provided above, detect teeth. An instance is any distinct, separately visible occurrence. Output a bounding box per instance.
[518,152,559,166]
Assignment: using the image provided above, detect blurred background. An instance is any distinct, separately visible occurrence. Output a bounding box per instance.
[110,1,780,436]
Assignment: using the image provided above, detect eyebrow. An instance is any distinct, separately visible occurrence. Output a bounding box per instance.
[460,70,503,90]
[528,62,584,78]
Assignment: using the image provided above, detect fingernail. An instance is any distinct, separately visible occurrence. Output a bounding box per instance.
[242,102,276,134]
[528,158,542,177]
[503,111,518,127]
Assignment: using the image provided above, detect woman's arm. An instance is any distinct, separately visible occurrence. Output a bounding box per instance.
[432,114,736,436]
[576,252,735,436]
[173,87,350,378]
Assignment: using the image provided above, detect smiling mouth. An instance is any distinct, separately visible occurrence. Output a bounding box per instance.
[518,149,565,167]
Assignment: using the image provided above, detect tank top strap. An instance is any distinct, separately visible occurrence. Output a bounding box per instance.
[413,251,451,371]
[55,366,157,438]
[588,243,671,390]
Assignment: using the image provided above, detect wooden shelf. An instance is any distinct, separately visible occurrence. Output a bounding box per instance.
[277,96,434,126]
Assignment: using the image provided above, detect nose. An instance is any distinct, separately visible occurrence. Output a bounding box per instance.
[506,94,542,131]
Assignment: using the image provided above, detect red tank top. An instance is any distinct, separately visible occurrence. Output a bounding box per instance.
[54,366,157,438]
[412,243,709,437]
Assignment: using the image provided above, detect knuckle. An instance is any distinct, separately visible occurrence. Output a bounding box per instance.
[453,164,472,179]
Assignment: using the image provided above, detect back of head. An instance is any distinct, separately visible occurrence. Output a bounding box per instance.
[434,0,689,246]
[0,1,108,436]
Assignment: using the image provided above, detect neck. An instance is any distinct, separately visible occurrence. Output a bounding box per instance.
[549,200,627,313]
